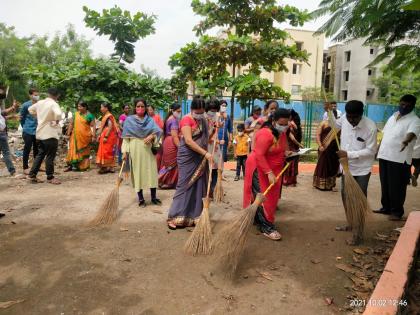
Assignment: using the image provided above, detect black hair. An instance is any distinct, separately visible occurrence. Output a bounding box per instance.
[400,94,417,107]
[237,123,245,131]
[332,109,338,119]
[78,100,88,109]
[123,103,130,110]
[205,98,220,112]
[163,103,181,132]
[190,95,206,110]
[220,99,228,106]
[148,104,155,110]
[251,105,262,115]
[29,87,38,95]
[101,102,112,111]
[345,100,364,116]
[290,109,302,143]
[330,101,337,105]
[134,98,147,107]
[264,100,278,110]
[262,108,290,139]
[47,87,60,97]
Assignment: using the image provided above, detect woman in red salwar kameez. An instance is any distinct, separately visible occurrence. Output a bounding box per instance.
[243,108,291,241]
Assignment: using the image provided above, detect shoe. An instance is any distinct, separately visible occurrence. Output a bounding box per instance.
[138,200,146,208]
[234,176,239,181]
[372,208,391,215]
[412,175,418,187]
[388,214,403,221]
[151,198,162,205]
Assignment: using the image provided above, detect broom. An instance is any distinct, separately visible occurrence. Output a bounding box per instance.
[183,119,219,256]
[214,162,291,276]
[327,110,370,240]
[88,159,126,227]
[214,120,226,203]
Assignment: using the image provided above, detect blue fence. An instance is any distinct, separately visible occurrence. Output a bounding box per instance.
[177,99,400,124]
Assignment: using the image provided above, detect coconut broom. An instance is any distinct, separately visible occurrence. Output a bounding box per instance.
[327,110,370,241]
[214,119,226,203]
[88,159,126,227]
[214,162,291,276]
[183,119,219,256]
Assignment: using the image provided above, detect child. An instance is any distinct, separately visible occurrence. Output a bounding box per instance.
[233,123,250,181]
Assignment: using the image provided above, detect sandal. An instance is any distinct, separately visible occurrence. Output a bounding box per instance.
[64,166,72,172]
[47,178,61,185]
[263,230,282,241]
[31,177,45,184]
[98,168,107,174]
[167,221,177,230]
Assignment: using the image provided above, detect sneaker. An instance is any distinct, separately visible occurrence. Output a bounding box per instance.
[234,176,239,181]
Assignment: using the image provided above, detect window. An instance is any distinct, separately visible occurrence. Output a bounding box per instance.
[370,48,374,55]
[368,68,375,77]
[296,42,303,51]
[291,85,301,95]
[366,90,371,97]
[344,71,350,81]
[342,90,348,101]
[345,51,351,62]
[292,63,301,75]
[368,69,372,76]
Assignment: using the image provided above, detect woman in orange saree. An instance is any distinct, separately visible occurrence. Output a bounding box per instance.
[96,103,120,174]
[65,101,95,171]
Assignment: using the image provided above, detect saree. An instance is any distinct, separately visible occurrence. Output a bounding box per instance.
[283,126,300,186]
[158,116,180,189]
[313,122,340,190]
[96,113,119,168]
[243,127,287,224]
[167,115,209,227]
[66,111,94,171]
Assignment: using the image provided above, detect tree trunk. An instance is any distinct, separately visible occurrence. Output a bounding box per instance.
[230,63,236,124]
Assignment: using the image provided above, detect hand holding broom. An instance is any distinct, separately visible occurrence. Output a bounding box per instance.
[214,161,291,276]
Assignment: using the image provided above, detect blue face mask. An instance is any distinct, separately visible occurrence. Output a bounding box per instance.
[399,105,412,116]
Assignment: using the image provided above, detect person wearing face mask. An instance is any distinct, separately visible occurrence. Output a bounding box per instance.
[158,103,182,189]
[96,102,120,175]
[20,88,40,175]
[167,96,212,229]
[283,109,303,187]
[243,108,291,241]
[334,100,377,245]
[375,94,420,221]
[117,104,131,165]
[245,106,262,149]
[147,104,164,129]
[313,108,340,191]
[233,123,250,181]
[218,100,233,165]
[122,99,162,207]
[0,85,17,177]
[205,98,221,198]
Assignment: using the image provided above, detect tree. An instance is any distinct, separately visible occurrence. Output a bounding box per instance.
[301,87,334,102]
[169,0,309,120]
[83,5,156,63]
[373,66,420,105]
[311,0,420,73]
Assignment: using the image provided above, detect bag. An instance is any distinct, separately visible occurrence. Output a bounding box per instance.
[151,143,160,155]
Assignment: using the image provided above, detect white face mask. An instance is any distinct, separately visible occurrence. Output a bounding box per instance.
[173,111,180,119]
[32,95,40,101]
[206,111,217,121]
[192,112,204,120]
[238,131,244,136]
[275,123,288,133]
[220,106,227,113]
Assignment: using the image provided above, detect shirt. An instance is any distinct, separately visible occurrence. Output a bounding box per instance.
[336,115,377,176]
[0,108,5,132]
[378,111,420,164]
[233,134,251,156]
[218,114,232,141]
[323,110,342,121]
[29,98,63,140]
[20,100,38,135]
[412,137,420,159]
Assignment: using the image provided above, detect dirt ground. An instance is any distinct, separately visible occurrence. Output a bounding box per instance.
[0,162,419,315]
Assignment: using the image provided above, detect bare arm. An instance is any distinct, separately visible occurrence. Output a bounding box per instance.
[90,119,96,141]
[170,129,180,147]
[66,118,74,136]
[182,125,208,157]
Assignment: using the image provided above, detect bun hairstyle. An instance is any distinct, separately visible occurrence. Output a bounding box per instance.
[262,108,290,139]
[190,95,206,110]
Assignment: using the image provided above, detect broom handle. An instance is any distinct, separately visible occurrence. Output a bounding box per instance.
[116,159,126,187]
[205,122,219,198]
[322,87,341,150]
[262,161,291,196]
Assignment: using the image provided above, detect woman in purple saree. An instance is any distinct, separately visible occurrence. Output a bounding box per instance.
[167,97,212,229]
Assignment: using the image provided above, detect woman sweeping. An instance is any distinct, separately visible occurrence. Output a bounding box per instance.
[158,103,182,189]
[96,103,119,174]
[283,109,303,186]
[313,108,340,190]
[167,96,211,229]
[65,101,96,171]
[121,99,162,207]
[243,108,291,240]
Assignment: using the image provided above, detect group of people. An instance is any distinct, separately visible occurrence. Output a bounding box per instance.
[1,85,419,244]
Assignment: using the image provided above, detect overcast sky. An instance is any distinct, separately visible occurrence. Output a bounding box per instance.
[0,0,329,78]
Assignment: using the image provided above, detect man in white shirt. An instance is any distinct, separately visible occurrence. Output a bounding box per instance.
[336,100,377,245]
[323,101,342,121]
[375,94,420,220]
[28,88,63,184]
[411,137,420,187]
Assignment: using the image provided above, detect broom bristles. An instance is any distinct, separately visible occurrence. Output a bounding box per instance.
[184,198,213,256]
[214,193,265,276]
[87,185,120,227]
[339,157,370,236]
[214,169,224,203]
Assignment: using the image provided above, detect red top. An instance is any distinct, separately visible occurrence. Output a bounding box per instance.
[152,114,164,129]
[179,115,199,130]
